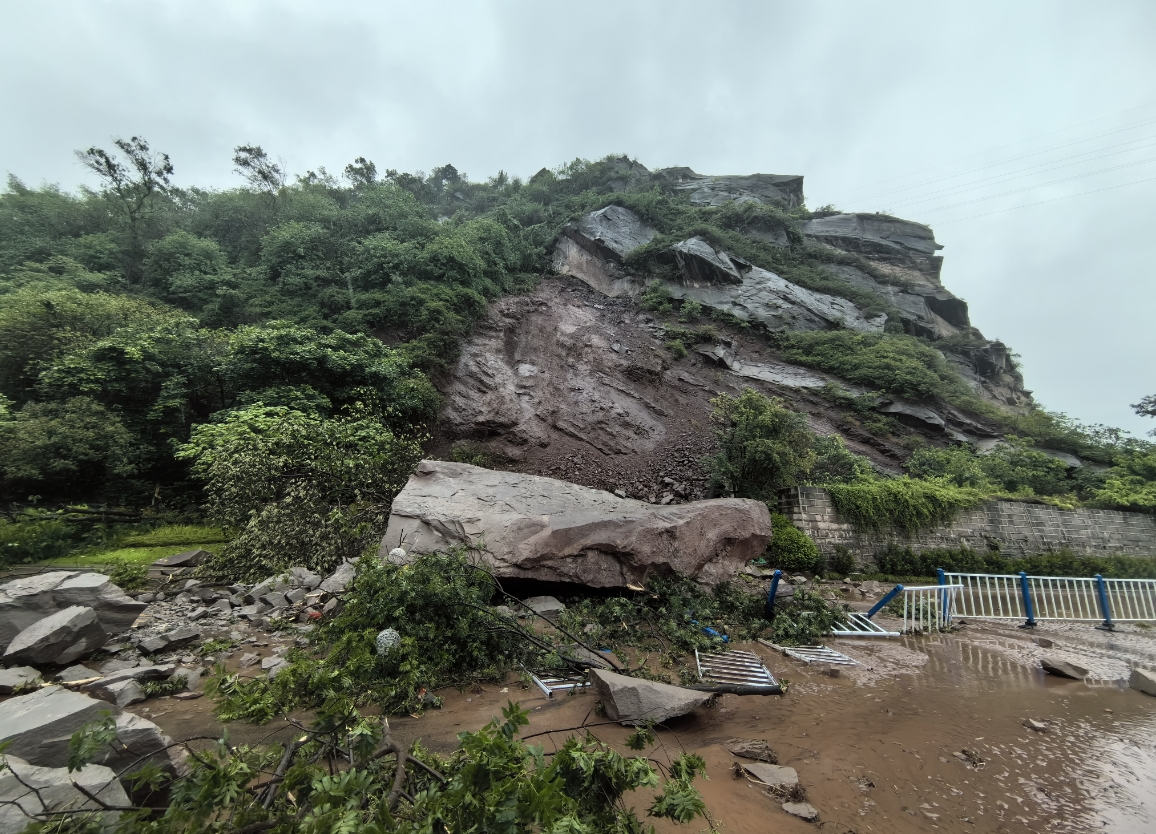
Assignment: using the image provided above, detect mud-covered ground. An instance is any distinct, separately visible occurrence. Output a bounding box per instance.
[142,610,1156,834]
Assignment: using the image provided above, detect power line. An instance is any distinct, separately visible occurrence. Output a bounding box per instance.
[845,116,1156,204]
[881,137,1156,211]
[831,101,1156,200]
[933,175,1156,225]
[914,157,1156,214]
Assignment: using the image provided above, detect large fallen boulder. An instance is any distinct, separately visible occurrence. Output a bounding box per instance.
[382,461,773,588]
[589,668,711,725]
[0,755,129,832]
[3,605,108,666]
[0,572,146,651]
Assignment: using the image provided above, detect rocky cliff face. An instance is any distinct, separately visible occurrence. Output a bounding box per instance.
[437,167,1034,501]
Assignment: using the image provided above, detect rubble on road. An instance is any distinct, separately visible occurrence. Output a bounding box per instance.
[588,668,710,726]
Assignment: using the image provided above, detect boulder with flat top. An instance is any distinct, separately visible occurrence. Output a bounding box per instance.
[0,572,145,651]
[3,606,107,666]
[589,668,710,726]
[382,461,773,589]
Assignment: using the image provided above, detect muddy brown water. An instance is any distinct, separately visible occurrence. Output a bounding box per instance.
[150,627,1156,833]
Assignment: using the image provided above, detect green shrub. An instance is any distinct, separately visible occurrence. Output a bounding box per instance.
[875,544,1156,579]
[827,545,856,577]
[0,518,74,567]
[826,477,987,533]
[640,280,673,315]
[766,513,822,573]
[103,558,148,592]
[678,298,703,322]
[709,389,816,501]
[664,338,687,359]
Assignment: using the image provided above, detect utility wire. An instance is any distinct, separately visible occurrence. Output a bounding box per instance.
[933,175,1156,225]
[917,157,1156,214]
[881,138,1156,211]
[844,116,1156,204]
[831,101,1156,200]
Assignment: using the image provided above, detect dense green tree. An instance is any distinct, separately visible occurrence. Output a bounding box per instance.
[708,389,817,501]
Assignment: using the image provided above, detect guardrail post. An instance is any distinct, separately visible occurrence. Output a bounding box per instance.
[764,570,782,619]
[937,569,948,628]
[1095,574,1114,631]
[867,584,904,619]
[1018,571,1036,628]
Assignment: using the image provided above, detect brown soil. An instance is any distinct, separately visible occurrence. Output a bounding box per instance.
[147,617,1156,833]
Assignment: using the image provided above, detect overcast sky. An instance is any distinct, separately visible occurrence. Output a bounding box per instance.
[3,0,1154,435]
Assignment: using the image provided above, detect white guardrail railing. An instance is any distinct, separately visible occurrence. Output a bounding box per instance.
[944,571,1156,629]
[899,584,960,634]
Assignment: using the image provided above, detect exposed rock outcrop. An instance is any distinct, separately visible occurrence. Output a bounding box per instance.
[0,572,146,651]
[551,204,656,297]
[656,167,805,209]
[802,212,944,281]
[381,460,773,588]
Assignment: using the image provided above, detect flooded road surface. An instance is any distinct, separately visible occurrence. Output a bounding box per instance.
[154,622,1156,833]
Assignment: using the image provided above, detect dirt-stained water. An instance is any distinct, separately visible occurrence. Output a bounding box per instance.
[152,624,1156,833]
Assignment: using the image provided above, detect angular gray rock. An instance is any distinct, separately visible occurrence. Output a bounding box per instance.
[743,763,799,787]
[57,664,100,683]
[3,606,108,666]
[0,755,130,833]
[382,461,773,589]
[82,664,174,693]
[522,596,565,617]
[589,668,710,726]
[725,738,778,764]
[90,678,146,708]
[138,626,200,655]
[0,686,111,767]
[99,711,188,778]
[671,236,745,286]
[782,801,819,821]
[0,665,41,694]
[1130,667,1156,696]
[319,560,357,594]
[1040,657,1089,680]
[0,572,146,651]
[151,549,210,569]
[551,205,656,297]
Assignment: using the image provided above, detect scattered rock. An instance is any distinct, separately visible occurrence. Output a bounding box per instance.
[0,755,130,832]
[151,549,210,569]
[588,668,710,726]
[1023,718,1047,732]
[213,598,233,615]
[1040,657,1089,680]
[81,664,174,692]
[57,664,100,683]
[173,690,203,700]
[724,738,778,764]
[237,652,260,669]
[743,763,798,787]
[90,678,146,708]
[171,667,200,692]
[0,573,146,653]
[1130,667,1156,697]
[3,605,108,666]
[262,657,290,679]
[319,560,357,594]
[0,686,111,766]
[187,607,209,621]
[0,666,41,694]
[522,596,565,618]
[781,801,819,821]
[383,461,773,588]
[288,566,322,589]
[1033,637,1054,648]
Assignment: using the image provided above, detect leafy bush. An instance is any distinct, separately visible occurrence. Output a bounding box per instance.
[1094,449,1156,512]
[677,298,703,322]
[771,587,850,645]
[825,477,987,533]
[907,439,1076,498]
[177,405,424,580]
[828,545,856,577]
[766,513,822,573]
[0,518,74,567]
[103,557,148,591]
[708,389,816,501]
[640,279,673,315]
[664,338,687,359]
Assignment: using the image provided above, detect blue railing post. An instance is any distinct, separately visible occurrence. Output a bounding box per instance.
[1095,574,1114,631]
[764,569,782,618]
[937,568,948,626]
[1018,571,1036,628]
[867,584,904,619]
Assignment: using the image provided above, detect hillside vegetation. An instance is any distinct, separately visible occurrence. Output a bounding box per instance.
[1,141,1153,574]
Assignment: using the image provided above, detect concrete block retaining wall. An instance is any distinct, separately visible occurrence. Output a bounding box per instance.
[776,486,1156,561]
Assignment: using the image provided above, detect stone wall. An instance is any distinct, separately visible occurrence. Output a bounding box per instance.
[776,486,1156,561]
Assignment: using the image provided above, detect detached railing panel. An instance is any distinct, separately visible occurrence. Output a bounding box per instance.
[901,584,961,634]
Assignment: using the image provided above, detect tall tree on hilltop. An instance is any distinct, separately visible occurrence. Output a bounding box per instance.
[75,136,173,282]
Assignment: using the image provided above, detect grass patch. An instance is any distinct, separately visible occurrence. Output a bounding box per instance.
[38,541,223,569]
[119,524,229,546]
[826,477,988,533]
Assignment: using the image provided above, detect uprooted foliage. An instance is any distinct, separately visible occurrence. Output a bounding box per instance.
[27,700,709,834]
[211,554,849,724]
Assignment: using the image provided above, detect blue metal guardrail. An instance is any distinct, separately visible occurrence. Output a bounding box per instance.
[942,570,1156,630]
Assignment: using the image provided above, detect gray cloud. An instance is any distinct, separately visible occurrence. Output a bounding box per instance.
[2,0,1154,433]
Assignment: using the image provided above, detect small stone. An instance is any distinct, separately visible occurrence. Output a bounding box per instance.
[213,598,233,615]
[1034,637,1054,648]
[0,666,41,694]
[1040,656,1089,680]
[188,607,208,621]
[725,738,778,764]
[183,579,201,591]
[1023,718,1047,732]
[238,653,260,669]
[137,593,155,603]
[782,801,818,821]
[154,592,166,602]
[522,596,565,618]
[743,763,798,787]
[173,690,203,700]
[285,588,307,605]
